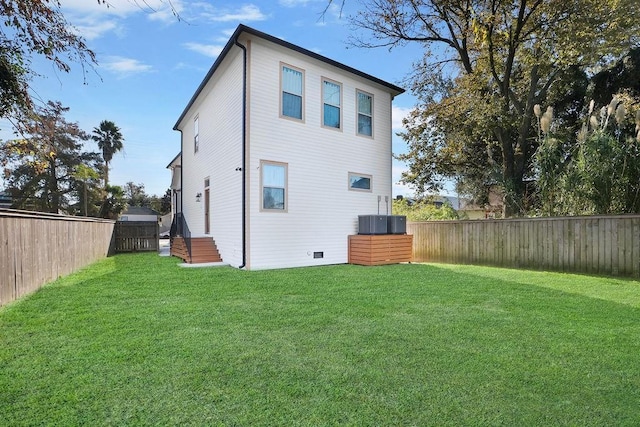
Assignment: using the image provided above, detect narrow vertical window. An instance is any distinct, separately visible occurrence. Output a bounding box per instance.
[357,91,373,136]
[194,115,199,153]
[281,65,303,120]
[323,79,341,129]
[204,177,210,234]
[261,161,287,211]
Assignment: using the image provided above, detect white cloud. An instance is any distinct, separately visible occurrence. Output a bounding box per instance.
[279,0,333,13]
[184,42,225,58]
[279,0,313,6]
[174,62,207,72]
[148,0,185,23]
[101,56,154,77]
[392,161,414,197]
[61,0,142,17]
[392,105,412,130]
[202,4,268,22]
[62,0,183,40]
[72,18,120,40]
[314,1,344,24]
[221,28,237,38]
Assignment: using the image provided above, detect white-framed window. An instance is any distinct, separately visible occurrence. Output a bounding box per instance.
[357,90,373,137]
[261,160,288,211]
[281,64,304,120]
[194,115,199,153]
[348,172,372,192]
[322,78,342,129]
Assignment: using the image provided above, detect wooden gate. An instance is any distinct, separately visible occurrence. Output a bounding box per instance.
[114,221,159,253]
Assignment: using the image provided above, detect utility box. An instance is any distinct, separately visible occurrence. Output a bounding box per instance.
[358,215,388,235]
[387,215,407,234]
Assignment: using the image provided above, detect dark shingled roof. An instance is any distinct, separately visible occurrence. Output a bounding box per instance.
[121,206,160,216]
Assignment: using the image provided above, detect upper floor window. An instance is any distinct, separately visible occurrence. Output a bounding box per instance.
[194,115,199,153]
[322,79,342,129]
[261,160,288,211]
[357,91,373,137]
[281,64,303,120]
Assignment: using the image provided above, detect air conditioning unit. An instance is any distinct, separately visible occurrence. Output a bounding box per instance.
[387,215,407,234]
[358,215,387,235]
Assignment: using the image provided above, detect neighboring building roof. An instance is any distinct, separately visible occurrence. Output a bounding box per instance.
[120,206,160,216]
[173,24,405,130]
[166,152,181,169]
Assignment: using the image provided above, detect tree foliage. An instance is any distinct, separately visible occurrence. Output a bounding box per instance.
[157,188,172,214]
[123,181,151,207]
[351,0,640,217]
[99,184,127,219]
[535,94,640,215]
[121,182,170,214]
[393,197,458,221]
[0,0,97,124]
[0,0,182,130]
[92,120,124,187]
[73,163,101,216]
[589,48,640,106]
[0,101,102,213]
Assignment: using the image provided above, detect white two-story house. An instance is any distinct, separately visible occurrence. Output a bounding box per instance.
[170,24,404,269]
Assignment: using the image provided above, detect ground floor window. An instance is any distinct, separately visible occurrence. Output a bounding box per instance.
[261,160,288,211]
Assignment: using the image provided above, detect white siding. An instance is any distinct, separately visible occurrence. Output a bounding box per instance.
[246,36,394,270]
[176,49,244,267]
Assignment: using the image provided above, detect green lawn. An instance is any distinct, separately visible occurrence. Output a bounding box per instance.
[2,254,640,426]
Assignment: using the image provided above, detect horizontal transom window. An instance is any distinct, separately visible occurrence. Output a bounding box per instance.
[348,172,372,192]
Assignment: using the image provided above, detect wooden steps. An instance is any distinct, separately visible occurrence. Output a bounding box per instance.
[170,237,223,264]
[348,234,413,266]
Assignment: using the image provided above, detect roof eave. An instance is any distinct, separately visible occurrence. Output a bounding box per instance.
[166,152,182,169]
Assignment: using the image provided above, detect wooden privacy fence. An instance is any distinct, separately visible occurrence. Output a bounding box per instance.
[0,209,115,306]
[408,215,640,277]
[113,221,159,253]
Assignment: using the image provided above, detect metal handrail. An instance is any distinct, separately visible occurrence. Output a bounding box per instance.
[169,214,178,239]
[170,213,192,261]
[181,214,192,261]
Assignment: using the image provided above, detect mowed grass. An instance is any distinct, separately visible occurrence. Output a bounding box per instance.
[2,254,640,426]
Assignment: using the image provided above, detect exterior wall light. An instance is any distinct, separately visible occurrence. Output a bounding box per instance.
[195,192,202,203]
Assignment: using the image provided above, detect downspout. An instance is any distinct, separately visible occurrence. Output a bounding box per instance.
[234,36,247,269]
[178,129,183,219]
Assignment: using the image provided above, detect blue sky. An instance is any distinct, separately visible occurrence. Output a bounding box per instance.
[1,0,427,198]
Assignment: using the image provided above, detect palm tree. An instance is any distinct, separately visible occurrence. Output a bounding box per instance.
[92,120,123,187]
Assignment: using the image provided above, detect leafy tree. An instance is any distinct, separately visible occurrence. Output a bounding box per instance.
[148,189,172,214]
[351,0,640,217]
[0,0,96,126]
[123,181,150,207]
[73,164,101,216]
[0,0,183,127]
[589,48,640,106]
[160,188,172,214]
[535,94,640,215]
[92,120,123,187]
[393,197,458,221]
[0,101,102,213]
[99,184,126,219]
